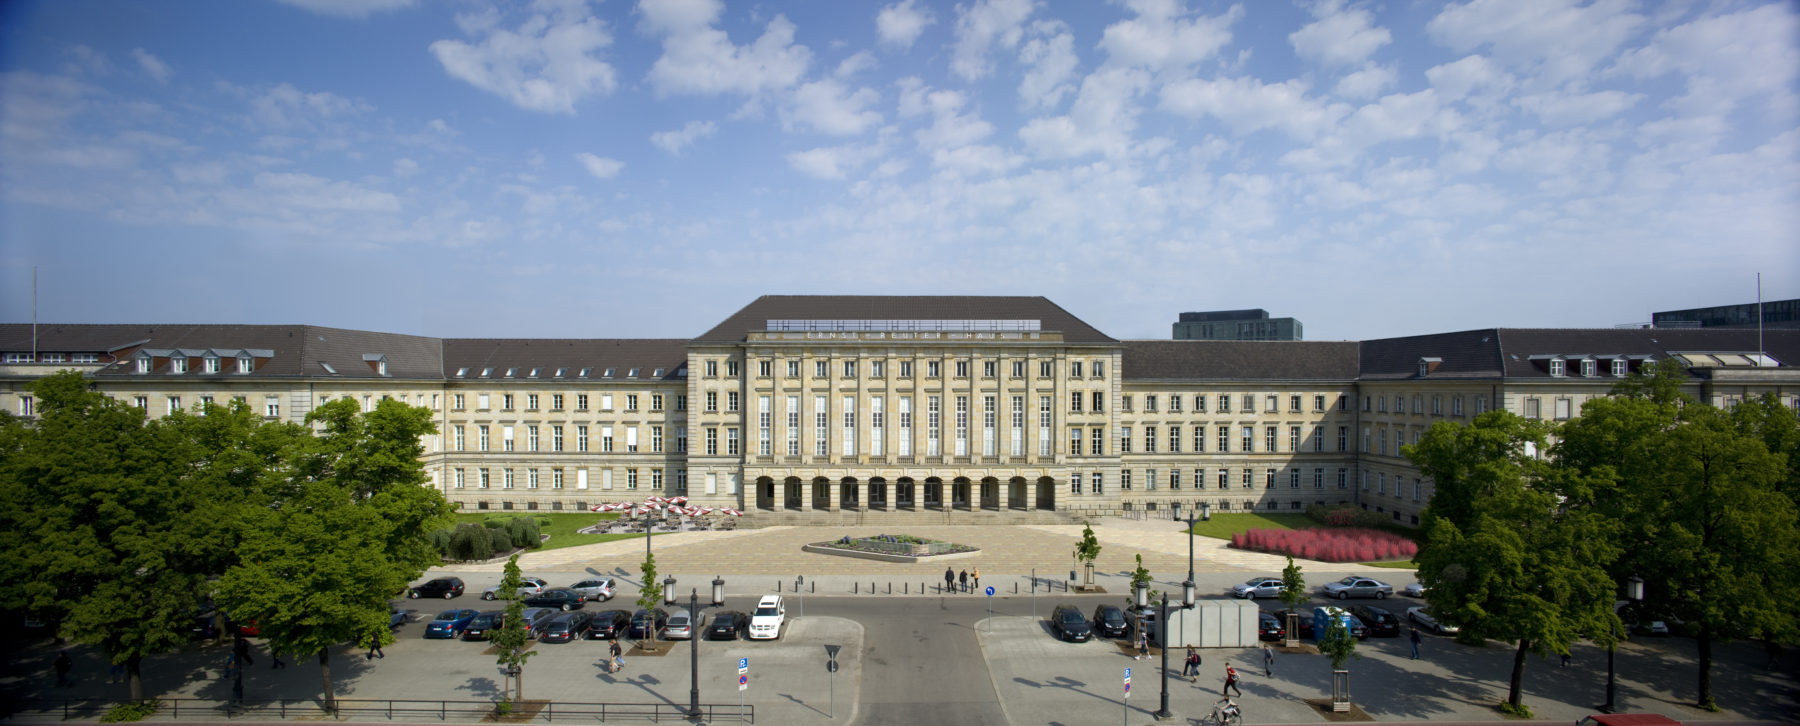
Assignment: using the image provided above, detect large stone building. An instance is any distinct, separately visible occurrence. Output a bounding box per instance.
[4,296,1798,526]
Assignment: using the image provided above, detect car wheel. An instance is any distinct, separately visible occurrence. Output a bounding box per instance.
[1376,592,1386,600]
[444,591,455,599]
[1337,591,1348,600]
[561,604,572,612]
[408,591,420,599]
[483,592,494,600]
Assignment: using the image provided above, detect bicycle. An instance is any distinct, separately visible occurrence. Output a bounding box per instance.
[1207,701,1243,725]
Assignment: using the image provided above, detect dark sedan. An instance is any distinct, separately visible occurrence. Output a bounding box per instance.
[1258,611,1286,641]
[1270,608,1315,639]
[410,577,465,600]
[523,588,586,611]
[1051,604,1092,642]
[461,611,506,641]
[424,608,479,638]
[584,610,634,640]
[1091,604,1129,639]
[537,611,593,643]
[1349,605,1401,637]
[627,608,670,639]
[707,611,747,640]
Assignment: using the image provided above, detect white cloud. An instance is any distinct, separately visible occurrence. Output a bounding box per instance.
[249,83,369,132]
[950,0,1036,81]
[877,0,935,50]
[930,144,1024,176]
[785,79,882,136]
[650,120,718,155]
[275,0,415,18]
[430,2,616,114]
[1019,67,1150,159]
[1424,55,1510,101]
[1098,0,1241,73]
[1611,4,1799,116]
[575,152,623,179]
[786,144,881,180]
[1016,21,1076,111]
[130,49,171,83]
[1289,2,1391,68]
[1161,76,1341,139]
[639,0,810,97]
[835,51,877,78]
[63,45,111,76]
[392,158,420,178]
[1514,89,1642,126]
[1426,0,1643,86]
[911,86,993,150]
[1333,63,1394,99]
[252,171,401,212]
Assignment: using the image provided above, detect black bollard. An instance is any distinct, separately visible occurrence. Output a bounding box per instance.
[854,581,859,594]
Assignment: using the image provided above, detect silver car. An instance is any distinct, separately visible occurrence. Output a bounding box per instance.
[1232,577,1285,599]
[483,577,549,601]
[1322,576,1394,600]
[1403,582,1428,597]
[570,578,615,602]
[1406,606,1458,635]
[664,611,694,640]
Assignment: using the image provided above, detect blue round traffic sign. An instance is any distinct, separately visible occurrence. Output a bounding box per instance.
[985,586,995,596]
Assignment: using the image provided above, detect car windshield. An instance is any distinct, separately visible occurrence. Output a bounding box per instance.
[670,614,689,625]
[1102,610,1123,623]
[1060,611,1083,623]
[434,610,460,620]
[755,606,779,616]
[1337,577,1361,585]
[1245,578,1269,585]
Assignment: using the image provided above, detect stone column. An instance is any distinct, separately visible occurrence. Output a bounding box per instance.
[825,477,839,512]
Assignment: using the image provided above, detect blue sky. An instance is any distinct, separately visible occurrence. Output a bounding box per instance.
[1,0,1795,341]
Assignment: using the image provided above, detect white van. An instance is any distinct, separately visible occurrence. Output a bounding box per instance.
[748,595,785,640]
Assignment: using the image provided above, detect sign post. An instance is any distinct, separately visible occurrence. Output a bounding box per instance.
[1123,667,1132,726]
[738,656,748,717]
[985,585,995,631]
[824,645,840,718]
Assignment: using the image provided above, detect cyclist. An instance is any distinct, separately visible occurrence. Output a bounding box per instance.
[1211,695,1242,724]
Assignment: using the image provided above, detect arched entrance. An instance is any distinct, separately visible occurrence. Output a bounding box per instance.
[1035,476,1055,510]
[925,477,944,508]
[839,477,860,509]
[979,477,999,510]
[756,477,776,510]
[811,477,830,510]
[784,477,804,510]
[897,477,916,509]
[1008,476,1027,509]
[869,477,888,509]
[952,477,972,510]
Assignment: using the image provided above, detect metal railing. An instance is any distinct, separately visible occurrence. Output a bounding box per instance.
[5,697,754,723]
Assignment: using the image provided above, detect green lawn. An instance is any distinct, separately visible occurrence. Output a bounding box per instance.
[1185,512,1314,540]
[1357,559,1419,569]
[453,511,644,553]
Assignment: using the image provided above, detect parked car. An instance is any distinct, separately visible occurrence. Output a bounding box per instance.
[1232,577,1286,599]
[483,577,549,601]
[1091,604,1130,639]
[410,577,465,599]
[570,578,616,602]
[388,602,411,629]
[1402,582,1428,598]
[1051,604,1093,642]
[518,607,558,639]
[629,608,671,639]
[523,587,586,611]
[1323,576,1394,600]
[1315,606,1370,640]
[1125,607,1158,641]
[1349,605,1401,637]
[1270,608,1315,639]
[1257,611,1287,641]
[1406,605,1459,635]
[1630,620,1671,636]
[461,611,505,640]
[585,610,634,640]
[424,608,480,639]
[537,611,594,643]
[748,595,785,640]
[707,611,747,640]
[665,611,695,640]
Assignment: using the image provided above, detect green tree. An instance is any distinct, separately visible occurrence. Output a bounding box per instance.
[0,372,232,701]
[1129,553,1152,593]
[213,398,453,712]
[1074,521,1101,587]
[1561,371,1799,710]
[1316,611,1359,671]
[1279,556,1307,647]
[1407,411,1620,714]
[489,555,535,705]
[636,551,662,647]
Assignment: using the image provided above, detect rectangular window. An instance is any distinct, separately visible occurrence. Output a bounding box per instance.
[652,425,664,453]
[726,428,740,455]
[654,468,665,492]
[479,425,490,451]
[1012,360,1025,377]
[1170,470,1180,490]
[677,429,687,452]
[1169,425,1180,453]
[1524,397,1541,419]
[1290,395,1302,412]
[1091,427,1105,456]
[527,393,539,410]
[627,468,638,490]
[759,396,773,456]
[706,391,718,411]
[1314,468,1325,489]
[1072,473,1083,495]
[726,361,739,376]
[552,425,563,452]
[1338,426,1348,452]
[844,360,856,378]
[787,395,801,456]
[1550,359,1566,377]
[759,360,772,377]
[1194,426,1205,452]
[1143,426,1156,453]
[1010,395,1024,456]
[1243,469,1254,489]
[503,469,515,490]
[727,392,739,412]
[1122,470,1133,491]
[1070,392,1083,413]
[817,395,830,456]
[1092,360,1105,377]
[1290,469,1301,488]
[601,426,614,453]
[454,393,466,410]
[1071,361,1083,378]
[1554,398,1572,420]
[1245,394,1257,412]
[706,360,718,377]
[1242,426,1254,452]
[677,395,686,411]
[554,469,564,489]
[1070,427,1083,457]
[842,396,857,456]
[528,425,539,451]
[787,359,800,377]
[503,426,516,451]
[599,393,612,411]
[955,360,969,378]
[1612,359,1627,377]
[1169,395,1182,413]
[1432,395,1442,415]
[872,360,885,377]
[1290,426,1301,452]
[1338,468,1347,489]
[1038,396,1052,456]
[928,361,940,378]
[652,394,663,411]
[1314,395,1325,412]
[167,396,181,415]
[1122,395,1133,412]
[706,428,718,455]
[816,360,828,378]
[900,360,913,377]
[983,361,996,378]
[899,395,914,457]
[1218,426,1229,452]
[551,393,564,410]
[1040,360,1053,377]
[871,396,885,456]
[1267,469,1277,489]
[577,393,589,410]
[577,425,589,452]
[1145,395,1157,412]
[1090,473,1103,494]
[454,469,465,489]
[1120,426,1133,454]
[954,395,969,456]
[1092,391,1104,412]
[501,393,513,410]
[982,395,996,456]
[1194,394,1205,413]
[479,469,490,489]
[264,398,278,417]
[1219,469,1229,489]
[1219,394,1230,413]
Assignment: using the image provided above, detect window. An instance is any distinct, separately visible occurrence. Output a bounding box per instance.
[577,425,589,452]
[1010,395,1023,456]
[1122,395,1133,413]
[1070,428,1083,457]
[1091,427,1105,456]
[1242,469,1254,488]
[1611,359,1627,377]
[1581,359,1596,377]
[1266,426,1278,452]
[500,393,513,409]
[1475,395,1488,414]
[1012,361,1024,377]
[928,361,940,377]
[237,356,253,374]
[265,398,279,417]
[816,360,828,378]
[1072,473,1083,495]
[1169,395,1181,413]
[727,392,739,412]
[706,428,718,455]
[900,361,913,377]
[1432,395,1442,415]
[524,393,537,410]
[1452,396,1464,416]
[503,469,515,490]
[1120,426,1133,454]
[527,469,540,490]
[1194,426,1205,452]
[1242,426,1254,452]
[479,469,491,489]
[1092,391,1104,412]
[1247,394,1259,412]
[955,360,969,378]
[1218,395,1230,413]
[1218,426,1229,452]
[622,394,636,412]
[166,396,181,415]
[1413,395,1423,414]
[984,361,997,377]
[726,361,739,376]
[627,468,638,490]
[17,395,34,416]
[706,360,718,377]
[1314,468,1325,489]
[759,360,772,377]
[1039,396,1053,455]
[1550,359,1566,377]
[1376,396,1385,413]
[553,469,564,489]
[1169,426,1181,453]
[1070,361,1083,378]
[528,425,539,451]
[706,391,718,412]
[1122,470,1132,491]
[1312,428,1324,452]
[552,425,563,452]
[677,395,687,411]
[1218,469,1230,489]
[1194,395,1206,413]
[652,394,664,411]
[928,396,941,456]
[201,355,220,373]
[1143,426,1156,453]
[786,396,801,456]
[599,393,612,410]
[504,426,517,451]
[726,428,740,455]
[552,393,564,410]
[787,360,800,377]
[843,396,857,456]
[171,357,188,374]
[1290,469,1301,488]
[136,356,151,374]
[454,469,465,489]
[900,395,914,457]
[1554,398,1572,420]
[1524,397,1541,419]
[872,360,885,377]
[1145,395,1157,412]
[819,395,833,456]
[1337,426,1348,452]
[455,393,468,410]
[982,395,996,456]
[678,429,687,453]
[873,396,886,456]
[954,395,968,456]
[1070,391,1083,413]
[844,360,857,378]
[1090,473,1103,494]
[1040,360,1053,377]
[1290,395,1302,412]
[652,425,665,453]
[601,427,614,452]
[577,393,589,410]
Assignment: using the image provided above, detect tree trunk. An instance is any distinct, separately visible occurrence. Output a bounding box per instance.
[1697,627,1715,710]
[127,655,143,702]
[318,649,334,713]
[514,664,523,703]
[1507,638,1530,707]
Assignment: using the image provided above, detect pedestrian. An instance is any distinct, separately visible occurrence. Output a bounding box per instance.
[1263,643,1275,677]
[366,629,384,659]
[1184,647,1201,680]
[944,567,955,594]
[972,567,981,590]
[52,652,73,688]
[1409,626,1422,660]
[959,569,969,593]
[1223,664,1242,697]
[608,639,624,674]
[1136,627,1148,660]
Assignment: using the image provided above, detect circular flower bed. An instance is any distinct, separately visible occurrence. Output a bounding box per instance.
[811,533,979,556]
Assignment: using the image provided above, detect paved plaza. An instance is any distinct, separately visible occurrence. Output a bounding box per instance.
[4,518,1796,725]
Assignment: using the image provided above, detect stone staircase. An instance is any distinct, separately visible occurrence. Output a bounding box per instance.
[738,508,1081,528]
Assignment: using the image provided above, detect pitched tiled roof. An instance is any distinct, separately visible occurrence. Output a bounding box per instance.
[0,323,445,379]
[1121,341,1360,381]
[695,295,1116,343]
[441,339,689,381]
[1359,327,1800,380]
[1359,329,1504,380]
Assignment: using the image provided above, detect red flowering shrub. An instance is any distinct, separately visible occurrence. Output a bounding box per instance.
[1229,528,1417,563]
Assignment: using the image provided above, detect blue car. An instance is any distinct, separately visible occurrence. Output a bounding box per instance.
[424,608,480,639]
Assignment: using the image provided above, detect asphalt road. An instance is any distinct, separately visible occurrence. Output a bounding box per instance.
[809,595,1009,726]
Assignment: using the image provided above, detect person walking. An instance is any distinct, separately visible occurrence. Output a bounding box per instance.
[1136,627,1149,660]
[366,629,384,659]
[1409,626,1422,660]
[959,569,969,594]
[1183,646,1201,680]
[609,639,624,674]
[52,652,72,688]
[1223,664,1242,697]
[1263,644,1275,677]
[944,567,955,594]
[972,567,981,590]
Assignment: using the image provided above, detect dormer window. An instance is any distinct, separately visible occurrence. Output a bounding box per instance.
[320,362,338,375]
[628,368,640,378]
[579,367,591,378]
[238,356,253,374]
[553,368,565,378]
[136,355,151,374]
[652,368,664,377]
[528,368,539,378]
[504,368,516,378]
[1580,359,1596,377]
[377,360,388,376]
[204,355,221,373]
[480,368,492,378]
[603,368,615,378]
[1611,359,1627,377]
[171,357,188,374]
[1549,359,1565,377]
[455,367,468,377]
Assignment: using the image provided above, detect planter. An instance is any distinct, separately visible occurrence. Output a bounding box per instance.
[1331,670,1351,712]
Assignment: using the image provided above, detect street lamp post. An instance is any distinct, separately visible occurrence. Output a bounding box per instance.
[688,588,700,718]
[1154,592,1175,720]
[1600,576,1646,713]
